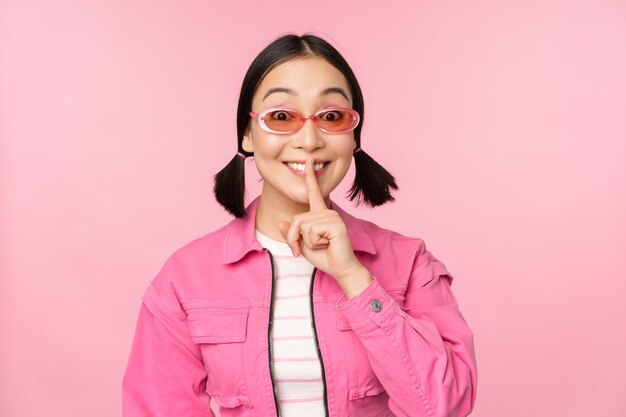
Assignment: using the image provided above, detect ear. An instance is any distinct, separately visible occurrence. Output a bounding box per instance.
[242,126,254,153]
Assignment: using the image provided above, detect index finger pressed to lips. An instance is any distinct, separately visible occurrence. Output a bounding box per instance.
[305,157,326,211]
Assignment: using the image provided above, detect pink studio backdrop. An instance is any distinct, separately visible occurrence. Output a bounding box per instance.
[1,1,625,416]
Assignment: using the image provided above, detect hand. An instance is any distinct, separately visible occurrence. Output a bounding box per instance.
[278,157,366,282]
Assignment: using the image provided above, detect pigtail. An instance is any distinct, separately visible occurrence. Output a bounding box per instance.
[213,151,249,218]
[348,149,399,206]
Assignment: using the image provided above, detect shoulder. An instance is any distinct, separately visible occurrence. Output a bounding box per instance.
[349,213,453,283]
[161,223,229,271]
[333,200,425,258]
[141,223,230,309]
[351,213,428,259]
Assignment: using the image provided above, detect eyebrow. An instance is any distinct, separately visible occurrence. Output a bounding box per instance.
[262,86,350,102]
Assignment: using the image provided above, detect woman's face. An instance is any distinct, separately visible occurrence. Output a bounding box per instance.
[242,56,357,209]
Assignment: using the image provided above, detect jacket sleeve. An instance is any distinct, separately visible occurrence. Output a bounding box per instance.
[335,241,478,417]
[122,281,215,417]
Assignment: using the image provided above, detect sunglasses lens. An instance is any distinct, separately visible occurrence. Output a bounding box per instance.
[262,110,302,132]
[258,108,359,133]
[316,110,357,132]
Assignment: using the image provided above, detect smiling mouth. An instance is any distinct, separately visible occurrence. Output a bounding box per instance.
[283,161,330,173]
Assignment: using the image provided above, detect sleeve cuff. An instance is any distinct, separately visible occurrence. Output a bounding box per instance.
[335,276,398,334]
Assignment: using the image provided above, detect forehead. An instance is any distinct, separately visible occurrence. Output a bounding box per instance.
[254,56,351,103]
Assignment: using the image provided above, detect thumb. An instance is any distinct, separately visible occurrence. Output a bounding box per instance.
[278,220,290,240]
[279,220,300,257]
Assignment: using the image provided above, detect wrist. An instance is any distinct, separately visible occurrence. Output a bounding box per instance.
[337,265,373,299]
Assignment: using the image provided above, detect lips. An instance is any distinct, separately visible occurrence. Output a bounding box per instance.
[283,161,330,176]
[282,161,330,170]
[282,160,330,165]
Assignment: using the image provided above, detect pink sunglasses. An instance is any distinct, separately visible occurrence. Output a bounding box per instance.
[249,107,360,135]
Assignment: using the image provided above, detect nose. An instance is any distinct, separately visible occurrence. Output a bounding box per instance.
[292,116,325,152]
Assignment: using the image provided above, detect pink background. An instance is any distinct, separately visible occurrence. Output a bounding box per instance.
[1,1,625,416]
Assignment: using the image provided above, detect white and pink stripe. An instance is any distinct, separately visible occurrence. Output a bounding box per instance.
[256,229,325,416]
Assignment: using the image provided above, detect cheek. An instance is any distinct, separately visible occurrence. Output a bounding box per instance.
[338,133,356,152]
[332,135,356,160]
[328,145,354,182]
[332,158,353,181]
[252,133,284,158]
[250,135,286,178]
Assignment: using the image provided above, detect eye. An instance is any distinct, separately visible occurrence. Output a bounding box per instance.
[268,110,295,121]
[319,110,343,122]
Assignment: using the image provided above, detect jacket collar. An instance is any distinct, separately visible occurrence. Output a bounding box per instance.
[222,195,377,264]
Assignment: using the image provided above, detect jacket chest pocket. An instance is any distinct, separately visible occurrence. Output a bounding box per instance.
[182,301,253,409]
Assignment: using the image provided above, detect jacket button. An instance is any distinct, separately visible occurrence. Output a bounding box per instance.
[370,299,382,312]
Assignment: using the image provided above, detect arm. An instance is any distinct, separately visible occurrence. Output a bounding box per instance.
[122,283,215,417]
[335,243,478,417]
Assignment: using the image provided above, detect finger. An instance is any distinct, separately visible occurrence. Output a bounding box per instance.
[301,220,331,246]
[300,219,330,249]
[278,220,290,241]
[279,220,301,257]
[310,221,334,244]
[285,216,304,257]
[300,230,316,250]
[305,157,327,212]
[301,229,329,249]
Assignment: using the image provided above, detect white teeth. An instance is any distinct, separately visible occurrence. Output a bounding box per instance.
[287,162,326,172]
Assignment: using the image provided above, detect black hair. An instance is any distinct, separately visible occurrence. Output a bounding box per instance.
[213,33,398,218]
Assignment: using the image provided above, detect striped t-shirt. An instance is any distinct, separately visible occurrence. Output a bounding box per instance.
[255,229,325,416]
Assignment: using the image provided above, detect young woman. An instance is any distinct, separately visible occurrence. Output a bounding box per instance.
[123,33,477,417]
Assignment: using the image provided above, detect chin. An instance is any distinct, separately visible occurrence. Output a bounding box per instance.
[286,190,320,206]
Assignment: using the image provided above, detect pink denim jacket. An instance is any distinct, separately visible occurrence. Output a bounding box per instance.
[122,196,478,417]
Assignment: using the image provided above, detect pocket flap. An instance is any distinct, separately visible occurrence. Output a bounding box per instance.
[183,304,249,344]
[350,381,386,399]
[337,312,352,331]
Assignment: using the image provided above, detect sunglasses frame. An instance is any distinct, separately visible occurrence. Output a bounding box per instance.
[249,107,360,135]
